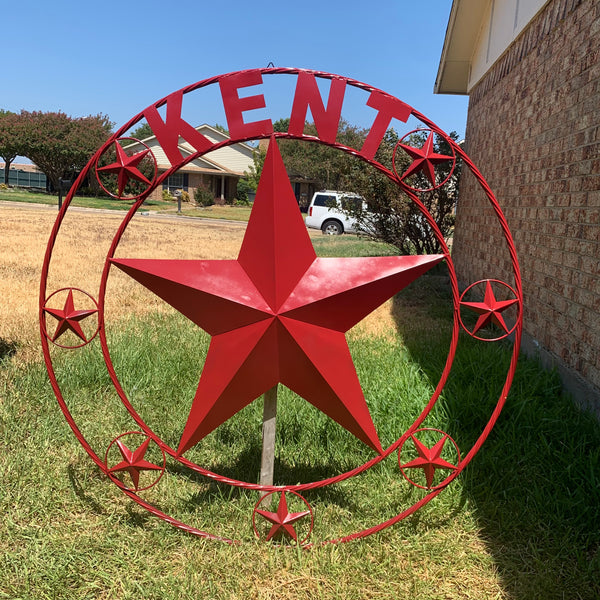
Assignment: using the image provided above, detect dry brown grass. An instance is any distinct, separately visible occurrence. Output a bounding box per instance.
[0,204,398,364]
[0,205,246,363]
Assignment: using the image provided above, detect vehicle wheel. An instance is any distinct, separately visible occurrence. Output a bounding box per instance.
[321,220,343,235]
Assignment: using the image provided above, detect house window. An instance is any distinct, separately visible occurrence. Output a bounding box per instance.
[163,173,188,192]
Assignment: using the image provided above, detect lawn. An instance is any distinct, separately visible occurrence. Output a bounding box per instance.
[0,187,253,221]
[0,205,598,599]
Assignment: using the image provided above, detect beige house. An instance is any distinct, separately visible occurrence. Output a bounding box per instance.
[436,0,599,409]
[130,124,256,204]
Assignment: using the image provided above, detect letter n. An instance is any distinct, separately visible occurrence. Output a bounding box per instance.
[288,73,346,143]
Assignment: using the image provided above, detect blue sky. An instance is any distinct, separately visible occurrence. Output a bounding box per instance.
[4,1,467,138]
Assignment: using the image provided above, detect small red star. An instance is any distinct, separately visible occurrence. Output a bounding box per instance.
[401,434,458,488]
[97,142,152,196]
[108,437,163,491]
[255,492,311,541]
[398,132,453,187]
[460,280,518,335]
[43,289,98,343]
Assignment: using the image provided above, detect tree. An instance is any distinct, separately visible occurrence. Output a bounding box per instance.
[349,130,461,255]
[0,110,24,185]
[19,111,113,192]
[129,122,153,140]
[272,122,460,255]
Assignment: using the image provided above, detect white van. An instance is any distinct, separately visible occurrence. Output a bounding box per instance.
[304,191,364,235]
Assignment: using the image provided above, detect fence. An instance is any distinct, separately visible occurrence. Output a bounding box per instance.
[0,168,47,189]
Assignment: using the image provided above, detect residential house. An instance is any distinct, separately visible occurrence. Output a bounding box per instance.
[129,124,255,204]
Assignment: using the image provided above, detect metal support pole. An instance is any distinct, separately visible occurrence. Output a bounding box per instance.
[259,385,278,487]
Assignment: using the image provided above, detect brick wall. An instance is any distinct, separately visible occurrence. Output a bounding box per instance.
[452,0,600,400]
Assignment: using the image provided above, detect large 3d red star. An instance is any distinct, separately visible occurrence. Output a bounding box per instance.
[97,142,152,196]
[111,140,444,456]
[255,492,311,541]
[400,434,458,488]
[397,132,453,187]
[460,280,518,335]
[108,437,163,491]
[43,289,98,343]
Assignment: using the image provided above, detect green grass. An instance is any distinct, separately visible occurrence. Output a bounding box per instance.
[0,188,251,219]
[1,256,599,598]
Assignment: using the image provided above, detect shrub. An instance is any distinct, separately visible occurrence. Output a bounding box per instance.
[162,189,173,201]
[181,190,190,203]
[236,177,255,204]
[0,183,9,191]
[194,184,214,207]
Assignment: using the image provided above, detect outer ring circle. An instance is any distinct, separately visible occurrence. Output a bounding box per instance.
[40,68,523,544]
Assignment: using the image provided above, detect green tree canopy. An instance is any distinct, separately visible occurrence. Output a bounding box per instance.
[0,110,25,185]
[19,111,113,191]
[269,121,460,254]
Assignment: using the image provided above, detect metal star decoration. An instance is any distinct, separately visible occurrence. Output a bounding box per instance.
[43,289,98,343]
[397,132,453,187]
[255,492,311,541]
[97,142,152,196]
[111,140,445,456]
[400,433,458,489]
[460,280,518,335]
[107,436,163,491]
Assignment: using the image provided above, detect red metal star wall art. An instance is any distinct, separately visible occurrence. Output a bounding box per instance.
[40,68,523,546]
[111,141,444,456]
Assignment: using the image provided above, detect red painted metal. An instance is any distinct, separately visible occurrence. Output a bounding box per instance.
[398,428,461,490]
[459,279,520,341]
[39,67,523,546]
[105,431,166,492]
[42,287,99,348]
[392,129,456,192]
[95,137,157,200]
[111,140,443,456]
[253,491,314,544]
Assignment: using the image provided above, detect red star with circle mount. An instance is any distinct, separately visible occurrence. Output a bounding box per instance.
[401,434,458,488]
[461,280,518,335]
[43,289,98,343]
[97,142,152,196]
[111,140,444,456]
[255,492,311,541]
[398,132,453,187]
[108,437,163,491]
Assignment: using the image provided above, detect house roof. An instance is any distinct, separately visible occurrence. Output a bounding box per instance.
[435,0,550,95]
[434,0,492,95]
[128,124,255,176]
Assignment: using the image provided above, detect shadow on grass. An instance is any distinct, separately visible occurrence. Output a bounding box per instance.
[168,442,360,511]
[0,337,17,362]
[391,275,600,599]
